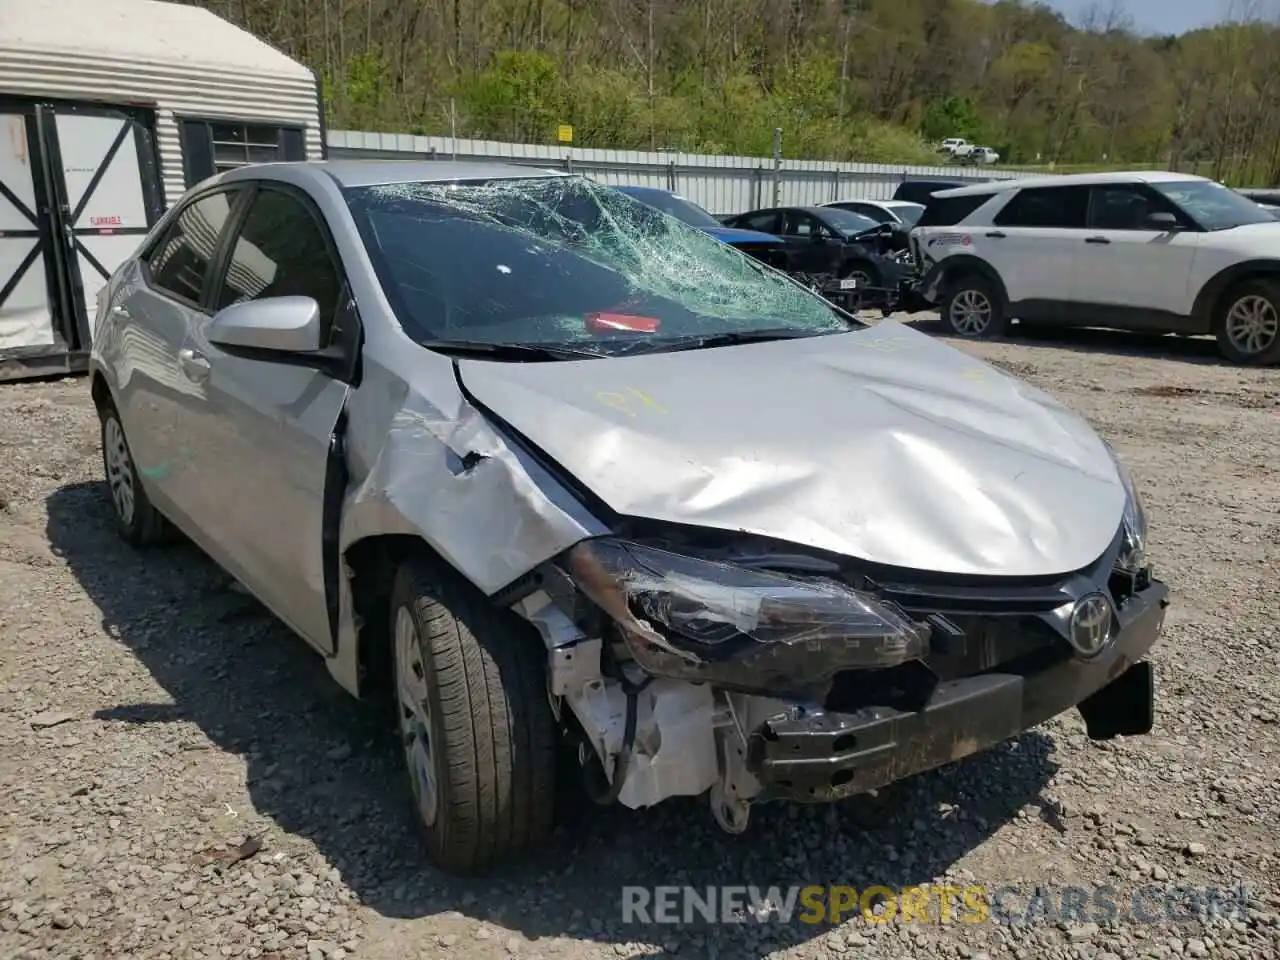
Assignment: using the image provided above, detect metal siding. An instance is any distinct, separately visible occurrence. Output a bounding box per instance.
[327,130,1048,215]
[0,52,324,209]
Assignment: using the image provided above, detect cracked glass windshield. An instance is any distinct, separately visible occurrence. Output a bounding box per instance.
[345,176,851,357]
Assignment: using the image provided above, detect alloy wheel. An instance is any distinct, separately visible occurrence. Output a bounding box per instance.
[1224,294,1279,356]
[103,416,136,526]
[949,289,993,336]
[394,607,439,827]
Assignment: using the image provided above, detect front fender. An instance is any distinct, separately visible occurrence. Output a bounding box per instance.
[1190,258,1280,331]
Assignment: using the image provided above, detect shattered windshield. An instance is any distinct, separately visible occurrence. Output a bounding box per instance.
[345,176,851,358]
[616,188,723,230]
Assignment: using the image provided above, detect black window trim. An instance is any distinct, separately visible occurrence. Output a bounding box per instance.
[204,179,363,384]
[1085,183,1202,233]
[992,184,1090,229]
[139,183,251,312]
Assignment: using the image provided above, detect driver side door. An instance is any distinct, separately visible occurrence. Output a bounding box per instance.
[180,182,358,654]
[780,210,838,273]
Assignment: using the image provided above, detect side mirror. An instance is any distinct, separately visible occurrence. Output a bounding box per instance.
[1145,212,1180,231]
[208,296,322,354]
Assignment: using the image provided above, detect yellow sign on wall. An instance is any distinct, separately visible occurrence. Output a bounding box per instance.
[557,124,574,143]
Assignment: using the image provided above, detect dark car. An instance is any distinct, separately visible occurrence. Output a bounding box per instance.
[719,205,914,296]
[891,178,977,205]
[613,186,788,267]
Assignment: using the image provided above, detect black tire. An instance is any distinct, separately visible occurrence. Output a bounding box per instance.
[1213,279,1280,365]
[842,258,881,289]
[99,402,168,547]
[389,556,558,875]
[940,273,1008,339]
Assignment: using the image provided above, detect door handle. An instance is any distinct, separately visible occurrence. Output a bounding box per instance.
[1085,236,1111,244]
[178,348,211,381]
[985,231,1006,239]
[111,304,129,317]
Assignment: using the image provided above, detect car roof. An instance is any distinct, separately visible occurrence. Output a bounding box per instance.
[933,170,1209,198]
[219,159,569,189]
[825,199,915,208]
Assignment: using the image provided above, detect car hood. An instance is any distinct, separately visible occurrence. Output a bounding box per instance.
[1207,220,1280,248]
[704,226,783,245]
[456,321,1126,577]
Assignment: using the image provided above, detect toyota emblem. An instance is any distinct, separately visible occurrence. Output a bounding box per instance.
[1068,592,1115,658]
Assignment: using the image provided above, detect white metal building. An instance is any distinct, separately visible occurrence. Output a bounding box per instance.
[0,0,325,380]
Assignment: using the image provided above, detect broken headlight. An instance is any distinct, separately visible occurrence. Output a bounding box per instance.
[564,538,928,667]
[1106,443,1148,573]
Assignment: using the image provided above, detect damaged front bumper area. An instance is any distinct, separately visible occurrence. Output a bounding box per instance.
[747,577,1166,802]
[534,533,1166,833]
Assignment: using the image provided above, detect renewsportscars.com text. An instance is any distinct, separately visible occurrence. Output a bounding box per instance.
[620,884,1254,926]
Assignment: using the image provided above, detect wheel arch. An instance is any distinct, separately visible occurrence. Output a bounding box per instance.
[1192,259,1280,331]
[936,255,1009,306]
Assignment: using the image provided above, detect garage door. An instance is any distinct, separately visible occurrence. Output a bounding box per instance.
[0,100,161,379]
[0,111,58,351]
[54,109,159,339]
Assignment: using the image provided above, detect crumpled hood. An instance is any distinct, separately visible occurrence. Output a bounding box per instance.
[704,226,783,246]
[457,321,1127,577]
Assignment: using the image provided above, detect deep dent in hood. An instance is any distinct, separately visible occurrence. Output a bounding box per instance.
[457,321,1127,578]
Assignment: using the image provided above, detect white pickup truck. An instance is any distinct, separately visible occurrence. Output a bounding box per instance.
[938,138,974,158]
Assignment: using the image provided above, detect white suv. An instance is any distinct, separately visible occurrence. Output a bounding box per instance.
[910,171,1280,364]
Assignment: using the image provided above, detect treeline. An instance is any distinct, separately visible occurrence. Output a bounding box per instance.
[188,0,1280,184]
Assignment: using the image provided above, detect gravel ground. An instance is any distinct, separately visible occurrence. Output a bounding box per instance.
[1,318,1278,960]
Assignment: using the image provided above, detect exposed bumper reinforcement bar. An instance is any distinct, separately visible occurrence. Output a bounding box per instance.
[746,580,1169,802]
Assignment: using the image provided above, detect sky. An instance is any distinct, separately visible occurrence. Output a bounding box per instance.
[1027,0,1262,35]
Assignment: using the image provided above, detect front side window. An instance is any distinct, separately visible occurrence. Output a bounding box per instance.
[993,186,1088,228]
[146,188,243,305]
[344,177,850,356]
[1149,179,1273,231]
[215,188,342,340]
[1086,185,1176,230]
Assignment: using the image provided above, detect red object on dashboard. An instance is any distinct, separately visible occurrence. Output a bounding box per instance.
[586,312,661,334]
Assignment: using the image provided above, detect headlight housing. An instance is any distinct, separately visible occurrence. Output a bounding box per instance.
[564,538,928,673]
[1106,443,1148,572]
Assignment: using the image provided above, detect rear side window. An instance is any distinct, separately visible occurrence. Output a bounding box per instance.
[993,186,1089,228]
[146,189,242,305]
[917,193,994,227]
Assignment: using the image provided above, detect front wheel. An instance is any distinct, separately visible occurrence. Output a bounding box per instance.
[390,556,558,875]
[941,275,1008,339]
[842,259,880,290]
[1214,280,1280,365]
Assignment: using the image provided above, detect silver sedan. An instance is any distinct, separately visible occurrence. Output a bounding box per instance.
[90,161,1167,875]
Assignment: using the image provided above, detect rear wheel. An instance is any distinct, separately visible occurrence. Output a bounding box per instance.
[1215,280,1280,365]
[99,403,167,547]
[390,556,558,875]
[941,274,1007,339]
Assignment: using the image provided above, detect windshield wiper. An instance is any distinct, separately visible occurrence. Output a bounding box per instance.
[421,339,603,361]
[613,328,836,355]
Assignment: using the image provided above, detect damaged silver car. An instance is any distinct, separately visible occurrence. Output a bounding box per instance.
[89,161,1168,875]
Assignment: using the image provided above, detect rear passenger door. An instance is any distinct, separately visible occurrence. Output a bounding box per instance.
[113,185,246,524]
[181,183,358,654]
[986,185,1089,312]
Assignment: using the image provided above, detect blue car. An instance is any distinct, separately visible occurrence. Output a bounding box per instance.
[613,185,787,266]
